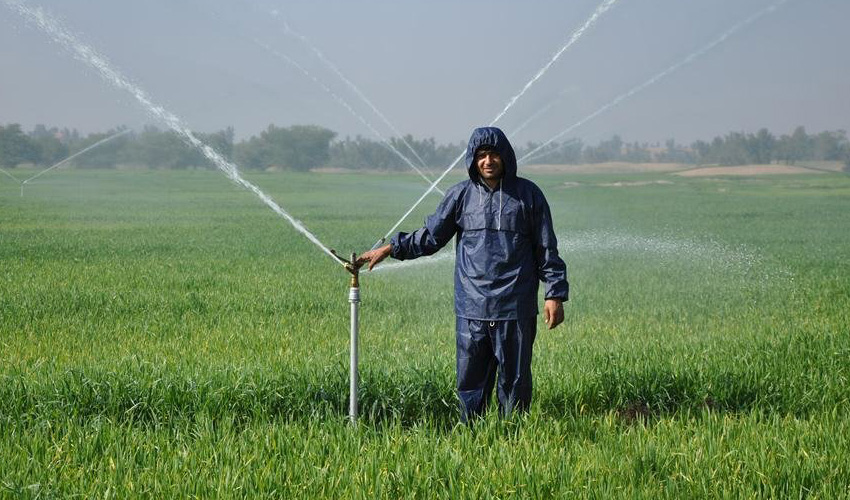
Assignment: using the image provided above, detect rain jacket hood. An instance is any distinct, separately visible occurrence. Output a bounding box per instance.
[391,127,568,320]
[465,126,518,184]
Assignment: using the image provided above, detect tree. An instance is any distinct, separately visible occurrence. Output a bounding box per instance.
[554,139,585,164]
[134,126,201,169]
[326,134,465,170]
[657,138,695,163]
[235,125,336,171]
[747,128,776,164]
[716,132,750,166]
[29,124,69,166]
[0,124,37,168]
[390,134,433,168]
[811,130,847,161]
[778,126,811,165]
[837,134,850,172]
[691,140,712,165]
[582,135,623,163]
[233,135,268,170]
[327,135,398,170]
[77,128,133,168]
[284,125,336,171]
[622,142,652,163]
[201,127,235,162]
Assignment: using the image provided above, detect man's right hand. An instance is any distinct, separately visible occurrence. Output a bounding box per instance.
[356,244,391,271]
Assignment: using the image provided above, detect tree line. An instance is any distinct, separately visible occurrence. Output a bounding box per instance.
[1,122,848,171]
[526,127,850,168]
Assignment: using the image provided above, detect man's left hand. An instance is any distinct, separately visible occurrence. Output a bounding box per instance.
[543,299,564,330]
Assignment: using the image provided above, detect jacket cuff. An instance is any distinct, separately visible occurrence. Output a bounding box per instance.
[389,233,405,260]
[545,283,569,302]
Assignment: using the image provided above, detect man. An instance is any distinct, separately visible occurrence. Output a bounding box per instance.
[357,127,568,421]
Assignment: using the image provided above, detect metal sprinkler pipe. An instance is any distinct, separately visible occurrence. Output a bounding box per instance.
[331,250,363,424]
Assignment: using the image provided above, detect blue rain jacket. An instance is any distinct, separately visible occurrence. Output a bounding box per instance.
[390,127,568,320]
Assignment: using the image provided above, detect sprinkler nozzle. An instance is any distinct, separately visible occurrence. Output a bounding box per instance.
[330,249,362,287]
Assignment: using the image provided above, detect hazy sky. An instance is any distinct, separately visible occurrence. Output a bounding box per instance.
[1,0,848,147]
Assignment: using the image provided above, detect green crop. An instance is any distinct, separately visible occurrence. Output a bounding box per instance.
[2,168,849,498]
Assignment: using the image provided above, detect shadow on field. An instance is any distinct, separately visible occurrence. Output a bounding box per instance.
[535,366,793,425]
[2,361,818,432]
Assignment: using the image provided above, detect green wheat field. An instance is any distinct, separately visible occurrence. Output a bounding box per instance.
[2,167,849,498]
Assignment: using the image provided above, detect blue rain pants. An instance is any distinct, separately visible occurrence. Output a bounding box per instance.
[456,316,537,421]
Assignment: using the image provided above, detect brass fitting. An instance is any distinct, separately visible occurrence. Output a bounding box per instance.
[346,252,360,288]
[331,249,362,288]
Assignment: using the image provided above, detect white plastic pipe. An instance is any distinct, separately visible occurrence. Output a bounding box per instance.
[348,285,360,423]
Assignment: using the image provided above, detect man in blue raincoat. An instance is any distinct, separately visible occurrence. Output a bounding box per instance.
[358,127,568,421]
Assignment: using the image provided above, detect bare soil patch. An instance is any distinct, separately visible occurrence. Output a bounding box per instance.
[311,167,362,174]
[524,162,690,174]
[675,165,827,177]
[598,180,674,187]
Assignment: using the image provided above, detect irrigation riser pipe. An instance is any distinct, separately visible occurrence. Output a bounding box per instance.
[331,250,362,424]
[349,280,360,424]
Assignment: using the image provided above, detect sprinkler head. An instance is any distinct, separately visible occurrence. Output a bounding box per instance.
[330,249,363,287]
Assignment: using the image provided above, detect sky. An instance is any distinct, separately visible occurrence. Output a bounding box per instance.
[1,0,848,148]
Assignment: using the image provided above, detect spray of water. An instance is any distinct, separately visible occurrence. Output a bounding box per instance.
[375,229,792,291]
[22,128,132,186]
[490,0,619,126]
[519,0,789,164]
[252,37,443,195]
[3,0,338,262]
[1,168,21,183]
[194,1,438,188]
[375,0,618,247]
[562,229,758,265]
[375,150,466,248]
[377,229,792,289]
[271,13,431,171]
[510,98,561,137]
[374,249,454,272]
[563,228,794,286]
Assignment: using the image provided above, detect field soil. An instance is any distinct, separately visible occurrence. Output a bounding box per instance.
[523,161,690,174]
[675,164,828,176]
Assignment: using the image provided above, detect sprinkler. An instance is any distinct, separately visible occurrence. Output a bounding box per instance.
[331,249,363,424]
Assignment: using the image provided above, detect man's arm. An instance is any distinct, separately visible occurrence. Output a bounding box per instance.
[357,184,463,271]
[532,187,569,326]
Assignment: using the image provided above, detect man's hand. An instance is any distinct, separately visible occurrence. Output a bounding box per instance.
[543,298,564,330]
[356,244,391,271]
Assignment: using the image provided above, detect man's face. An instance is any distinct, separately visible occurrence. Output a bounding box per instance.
[475,148,504,186]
